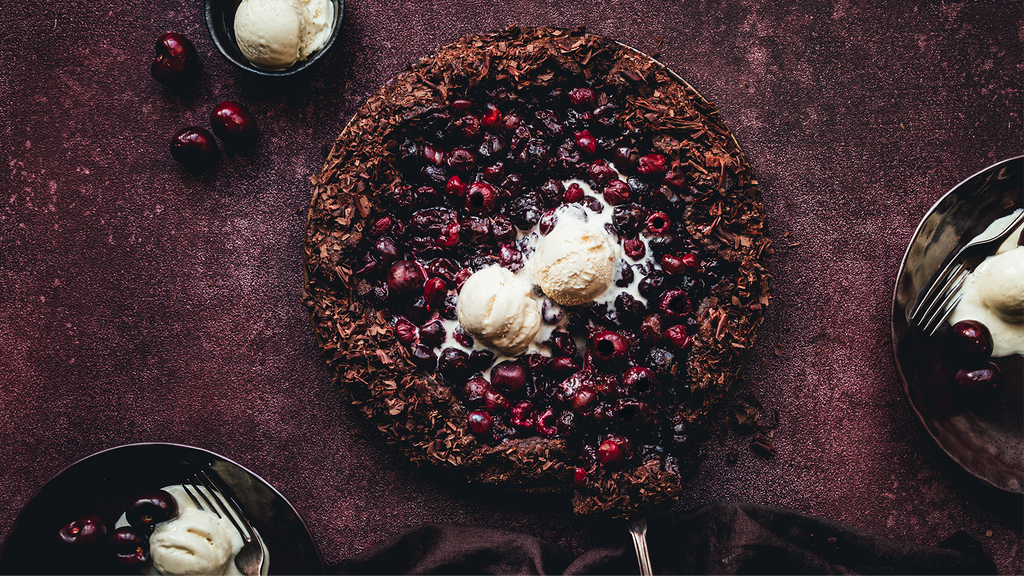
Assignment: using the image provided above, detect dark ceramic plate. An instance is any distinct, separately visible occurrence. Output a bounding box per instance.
[205,0,342,76]
[0,443,325,575]
[892,156,1024,493]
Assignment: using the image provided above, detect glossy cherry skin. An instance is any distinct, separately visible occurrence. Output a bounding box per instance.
[210,101,258,149]
[110,526,151,566]
[57,515,107,547]
[954,363,1003,404]
[151,32,199,85]
[170,127,218,169]
[951,320,993,361]
[126,489,178,530]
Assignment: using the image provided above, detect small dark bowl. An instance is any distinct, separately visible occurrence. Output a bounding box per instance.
[0,443,325,574]
[205,0,342,77]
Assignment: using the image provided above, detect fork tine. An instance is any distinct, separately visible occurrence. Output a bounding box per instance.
[195,471,255,542]
[911,262,965,322]
[921,270,969,334]
[184,477,223,519]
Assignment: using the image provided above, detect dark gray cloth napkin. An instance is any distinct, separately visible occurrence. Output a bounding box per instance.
[334,501,995,575]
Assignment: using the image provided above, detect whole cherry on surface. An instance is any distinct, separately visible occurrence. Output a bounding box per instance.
[210,101,258,149]
[170,127,218,170]
[951,319,993,361]
[109,526,151,566]
[57,515,107,547]
[151,32,199,86]
[954,362,1004,404]
[125,490,178,531]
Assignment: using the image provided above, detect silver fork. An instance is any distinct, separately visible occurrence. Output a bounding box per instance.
[628,518,652,576]
[182,471,265,576]
[908,210,1024,335]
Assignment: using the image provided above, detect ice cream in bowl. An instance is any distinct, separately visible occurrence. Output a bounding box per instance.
[205,0,342,76]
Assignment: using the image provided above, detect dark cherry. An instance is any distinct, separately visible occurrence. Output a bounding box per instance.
[662,169,688,190]
[446,175,468,198]
[954,363,1003,403]
[612,205,645,236]
[470,349,496,371]
[369,216,395,237]
[151,32,199,85]
[465,181,499,214]
[587,159,618,187]
[491,360,527,392]
[951,320,993,360]
[492,215,516,242]
[463,375,490,403]
[574,130,597,156]
[574,467,588,486]
[614,292,645,323]
[423,143,445,165]
[645,212,671,235]
[419,319,446,347]
[623,238,646,260]
[468,410,494,434]
[210,101,258,149]
[539,210,558,235]
[510,401,535,429]
[170,127,217,169]
[57,515,107,547]
[597,436,629,467]
[438,348,472,384]
[450,98,474,114]
[387,260,425,297]
[394,317,418,345]
[603,180,631,205]
[648,234,682,258]
[663,324,693,351]
[550,356,580,375]
[453,326,474,348]
[409,344,438,369]
[638,271,668,299]
[661,254,691,276]
[590,330,629,370]
[445,148,476,174]
[372,236,401,263]
[563,183,585,204]
[568,87,596,108]
[636,154,668,179]
[659,289,692,322]
[547,329,577,357]
[571,385,598,413]
[613,146,640,174]
[639,314,663,345]
[535,407,559,436]
[481,103,502,130]
[622,366,659,398]
[110,526,150,566]
[126,490,178,530]
[541,298,564,324]
[484,388,510,413]
[478,134,508,162]
[456,114,482,141]
[423,277,448,311]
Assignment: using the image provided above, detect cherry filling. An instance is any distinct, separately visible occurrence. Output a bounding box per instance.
[355,79,737,477]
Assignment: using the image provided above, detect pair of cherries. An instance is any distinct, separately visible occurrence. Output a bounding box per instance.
[153,33,259,169]
[57,490,178,567]
[950,319,1004,404]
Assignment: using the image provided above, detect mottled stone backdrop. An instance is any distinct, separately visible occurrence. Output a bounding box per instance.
[1,0,1021,573]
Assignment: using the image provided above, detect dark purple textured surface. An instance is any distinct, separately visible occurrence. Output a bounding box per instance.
[1,0,1021,573]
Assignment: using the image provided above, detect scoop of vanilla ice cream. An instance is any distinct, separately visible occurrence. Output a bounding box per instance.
[296,0,334,59]
[456,266,541,355]
[974,247,1024,323]
[150,507,233,576]
[533,216,619,306]
[234,0,304,70]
